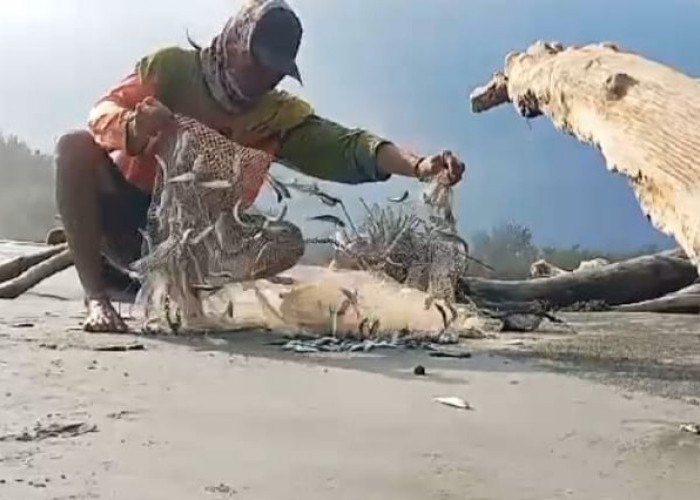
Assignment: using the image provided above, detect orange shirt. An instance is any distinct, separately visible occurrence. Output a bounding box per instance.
[86,48,305,199]
[88,73,162,193]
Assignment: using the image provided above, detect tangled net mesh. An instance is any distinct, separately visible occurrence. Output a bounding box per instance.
[134,116,290,330]
[132,116,492,338]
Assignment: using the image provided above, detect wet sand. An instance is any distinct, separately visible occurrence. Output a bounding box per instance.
[1,243,699,499]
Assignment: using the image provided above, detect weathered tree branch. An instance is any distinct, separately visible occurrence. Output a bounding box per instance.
[0,244,68,283]
[460,249,697,308]
[0,248,73,299]
[470,40,700,272]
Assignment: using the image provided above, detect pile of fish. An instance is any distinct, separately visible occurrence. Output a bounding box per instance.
[272,331,475,356]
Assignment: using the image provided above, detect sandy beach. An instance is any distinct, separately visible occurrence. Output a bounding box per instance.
[1,242,699,500]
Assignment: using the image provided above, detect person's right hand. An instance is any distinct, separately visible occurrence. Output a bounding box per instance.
[128,97,175,152]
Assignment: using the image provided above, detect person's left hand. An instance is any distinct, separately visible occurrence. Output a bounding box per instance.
[416,151,466,186]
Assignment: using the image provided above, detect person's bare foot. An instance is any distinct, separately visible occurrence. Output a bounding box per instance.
[83,298,128,333]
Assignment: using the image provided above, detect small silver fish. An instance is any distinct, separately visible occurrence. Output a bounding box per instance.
[232,200,257,229]
[313,336,338,347]
[435,303,449,329]
[213,213,229,248]
[444,301,458,323]
[267,174,292,203]
[340,288,359,306]
[209,270,235,279]
[154,154,169,181]
[349,343,368,353]
[388,190,410,203]
[191,283,224,292]
[198,180,232,190]
[317,192,342,207]
[444,207,457,227]
[137,228,153,254]
[373,341,398,350]
[254,224,291,239]
[680,423,700,435]
[384,256,402,268]
[433,229,469,252]
[168,172,196,184]
[308,214,346,228]
[270,204,288,223]
[192,154,207,175]
[336,298,351,317]
[290,344,320,354]
[358,317,369,335]
[434,396,472,410]
[287,179,318,194]
[180,228,195,246]
[304,237,344,249]
[429,350,472,359]
[171,130,191,163]
[192,224,215,246]
[253,241,273,269]
[339,288,361,319]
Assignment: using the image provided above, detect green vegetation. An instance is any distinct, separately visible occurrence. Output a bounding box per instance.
[0,133,55,242]
[470,222,665,279]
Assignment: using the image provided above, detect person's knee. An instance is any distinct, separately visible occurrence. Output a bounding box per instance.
[54,130,103,173]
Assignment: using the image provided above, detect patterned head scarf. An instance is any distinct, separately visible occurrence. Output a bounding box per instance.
[199,0,302,114]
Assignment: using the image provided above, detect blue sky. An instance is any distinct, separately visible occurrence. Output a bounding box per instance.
[0,0,697,250]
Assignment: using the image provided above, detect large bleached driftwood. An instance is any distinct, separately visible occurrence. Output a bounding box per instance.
[470,40,700,272]
[459,250,697,308]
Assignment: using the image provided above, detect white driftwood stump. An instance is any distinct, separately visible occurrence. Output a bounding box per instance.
[470,40,700,272]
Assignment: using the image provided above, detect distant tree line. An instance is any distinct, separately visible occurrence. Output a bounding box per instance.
[0,133,55,242]
[469,222,664,279]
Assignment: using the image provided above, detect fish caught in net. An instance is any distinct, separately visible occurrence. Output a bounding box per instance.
[327,174,484,306]
[132,115,304,332]
[128,117,499,339]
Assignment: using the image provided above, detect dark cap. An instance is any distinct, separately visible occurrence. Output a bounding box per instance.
[251,7,303,83]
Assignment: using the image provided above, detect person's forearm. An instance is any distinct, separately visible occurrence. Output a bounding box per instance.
[375,143,423,178]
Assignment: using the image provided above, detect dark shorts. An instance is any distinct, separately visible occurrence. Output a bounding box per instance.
[97,157,151,271]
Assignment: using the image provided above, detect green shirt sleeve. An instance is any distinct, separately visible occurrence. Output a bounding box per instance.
[276,115,392,184]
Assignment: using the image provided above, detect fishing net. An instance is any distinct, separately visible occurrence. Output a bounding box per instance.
[134,115,302,331]
[131,117,498,339]
[330,177,470,303]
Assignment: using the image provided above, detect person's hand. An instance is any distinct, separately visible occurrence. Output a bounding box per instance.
[415,150,466,186]
[127,97,175,153]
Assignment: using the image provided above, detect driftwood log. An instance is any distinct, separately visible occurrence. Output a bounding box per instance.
[470,40,700,273]
[0,247,73,299]
[615,283,700,314]
[0,244,68,283]
[459,249,697,308]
